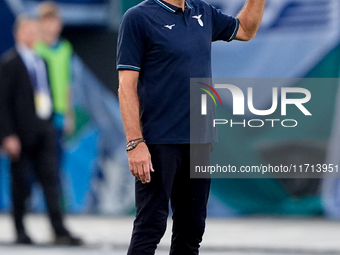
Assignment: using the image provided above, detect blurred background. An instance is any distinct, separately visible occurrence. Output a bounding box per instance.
[1,0,340,249]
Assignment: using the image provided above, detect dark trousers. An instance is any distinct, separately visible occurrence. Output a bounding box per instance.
[55,128,65,208]
[127,144,212,255]
[10,125,68,237]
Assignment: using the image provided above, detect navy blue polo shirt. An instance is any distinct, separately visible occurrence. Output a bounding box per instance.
[117,0,239,144]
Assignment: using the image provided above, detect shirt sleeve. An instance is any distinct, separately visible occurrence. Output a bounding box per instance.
[117,8,148,72]
[211,5,239,42]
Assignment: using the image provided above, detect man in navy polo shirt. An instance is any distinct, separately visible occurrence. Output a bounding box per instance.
[117,0,265,254]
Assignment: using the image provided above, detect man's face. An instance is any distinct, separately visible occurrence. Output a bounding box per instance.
[16,20,40,49]
[41,16,62,38]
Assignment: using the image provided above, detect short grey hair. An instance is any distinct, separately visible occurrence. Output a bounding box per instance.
[13,14,38,35]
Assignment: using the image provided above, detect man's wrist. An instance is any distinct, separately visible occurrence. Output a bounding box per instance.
[126,138,146,152]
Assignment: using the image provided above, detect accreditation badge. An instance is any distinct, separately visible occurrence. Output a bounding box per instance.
[34,91,53,120]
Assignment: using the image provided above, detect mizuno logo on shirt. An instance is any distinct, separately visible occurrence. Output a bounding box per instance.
[164,24,176,30]
[192,15,204,27]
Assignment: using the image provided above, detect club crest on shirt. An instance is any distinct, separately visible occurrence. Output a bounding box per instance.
[192,15,204,27]
[164,24,176,30]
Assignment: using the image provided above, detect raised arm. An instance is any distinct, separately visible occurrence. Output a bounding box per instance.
[235,0,266,41]
[118,70,154,184]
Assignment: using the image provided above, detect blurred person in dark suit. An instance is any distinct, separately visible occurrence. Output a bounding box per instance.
[0,15,82,246]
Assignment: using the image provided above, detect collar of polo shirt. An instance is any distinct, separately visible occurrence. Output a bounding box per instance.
[153,0,193,13]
